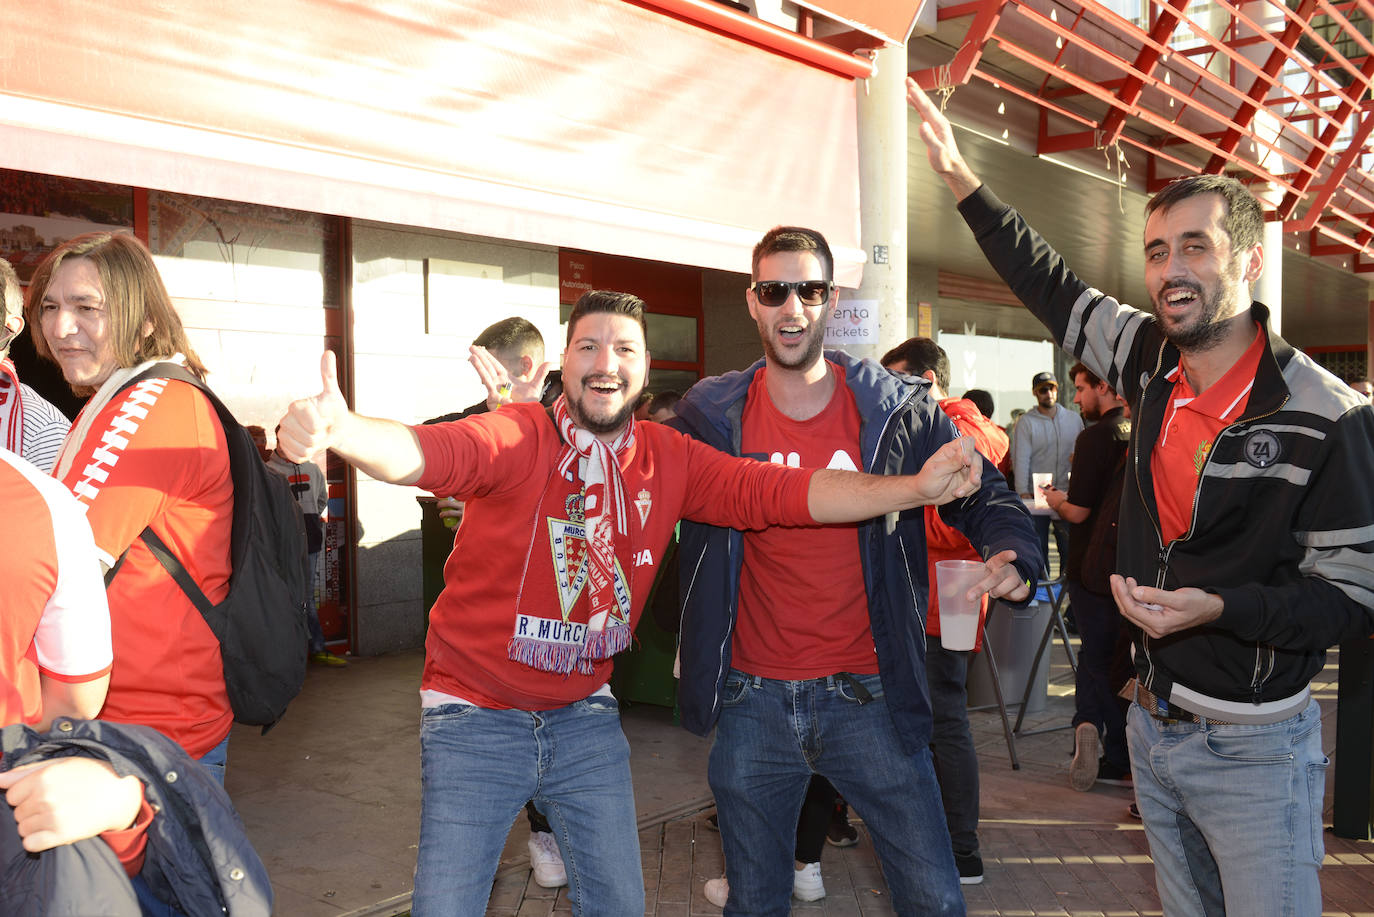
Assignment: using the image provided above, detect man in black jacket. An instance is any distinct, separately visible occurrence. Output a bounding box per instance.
[910,81,1374,916]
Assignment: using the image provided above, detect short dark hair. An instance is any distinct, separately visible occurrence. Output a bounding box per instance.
[474,317,544,364]
[565,290,647,345]
[1145,174,1265,256]
[751,226,834,283]
[648,390,681,415]
[1069,361,1103,388]
[962,388,995,419]
[880,337,949,393]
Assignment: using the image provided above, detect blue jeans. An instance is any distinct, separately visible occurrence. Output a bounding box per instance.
[305,551,325,653]
[1127,697,1327,917]
[709,670,964,917]
[925,638,980,855]
[413,698,643,917]
[1067,582,1129,768]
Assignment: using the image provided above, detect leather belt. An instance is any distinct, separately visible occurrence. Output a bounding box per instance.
[1130,680,1236,726]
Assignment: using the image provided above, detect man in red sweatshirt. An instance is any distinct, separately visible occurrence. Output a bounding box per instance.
[277,290,991,917]
[881,336,1010,886]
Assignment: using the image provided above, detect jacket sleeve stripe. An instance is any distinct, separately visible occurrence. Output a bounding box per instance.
[1298,546,1374,607]
[1294,523,1374,549]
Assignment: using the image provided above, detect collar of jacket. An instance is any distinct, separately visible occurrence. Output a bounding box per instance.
[671,350,920,464]
[1143,301,1291,421]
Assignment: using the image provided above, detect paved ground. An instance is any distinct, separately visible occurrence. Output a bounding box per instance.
[227,637,1374,916]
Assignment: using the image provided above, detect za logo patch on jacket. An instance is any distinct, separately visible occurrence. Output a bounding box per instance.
[1242,429,1281,468]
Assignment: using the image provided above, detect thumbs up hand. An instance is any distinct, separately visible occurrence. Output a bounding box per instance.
[278,351,349,462]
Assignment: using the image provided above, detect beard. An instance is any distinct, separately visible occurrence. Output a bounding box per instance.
[565,376,641,436]
[1153,266,1245,353]
[759,318,826,371]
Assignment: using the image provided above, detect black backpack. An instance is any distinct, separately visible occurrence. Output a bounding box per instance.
[104,363,310,731]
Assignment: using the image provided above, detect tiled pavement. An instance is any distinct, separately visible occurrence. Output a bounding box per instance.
[231,641,1374,916]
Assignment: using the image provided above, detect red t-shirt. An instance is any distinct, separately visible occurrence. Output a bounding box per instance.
[1152,324,1266,543]
[733,364,877,678]
[413,404,815,709]
[0,447,112,727]
[58,377,233,757]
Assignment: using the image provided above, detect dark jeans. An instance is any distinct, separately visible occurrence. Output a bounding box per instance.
[1066,581,1129,769]
[925,636,980,855]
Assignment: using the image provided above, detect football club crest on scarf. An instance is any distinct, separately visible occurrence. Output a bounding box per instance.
[506,397,636,675]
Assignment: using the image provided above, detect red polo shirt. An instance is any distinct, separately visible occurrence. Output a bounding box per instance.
[1151,323,1266,543]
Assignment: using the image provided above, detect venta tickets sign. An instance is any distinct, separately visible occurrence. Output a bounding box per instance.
[824,298,878,345]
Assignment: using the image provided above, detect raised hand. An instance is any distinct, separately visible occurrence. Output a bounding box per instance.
[906,78,982,200]
[278,351,349,462]
[468,345,551,410]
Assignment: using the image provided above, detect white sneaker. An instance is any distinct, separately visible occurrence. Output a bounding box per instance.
[793,862,825,901]
[527,831,567,888]
[704,876,730,907]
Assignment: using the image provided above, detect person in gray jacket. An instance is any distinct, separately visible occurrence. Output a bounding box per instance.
[1011,370,1081,574]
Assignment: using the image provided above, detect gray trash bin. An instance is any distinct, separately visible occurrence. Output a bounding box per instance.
[965,599,1051,716]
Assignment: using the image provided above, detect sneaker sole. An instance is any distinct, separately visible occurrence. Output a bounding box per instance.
[532,872,567,889]
[793,886,826,902]
[959,874,984,885]
[825,834,858,848]
[1097,775,1134,787]
[1069,723,1100,792]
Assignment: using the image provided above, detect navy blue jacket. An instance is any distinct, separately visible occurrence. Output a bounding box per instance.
[1,718,272,916]
[670,351,1040,753]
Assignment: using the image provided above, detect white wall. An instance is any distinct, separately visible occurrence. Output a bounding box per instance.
[348,223,560,655]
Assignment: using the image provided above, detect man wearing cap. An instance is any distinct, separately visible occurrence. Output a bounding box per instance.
[0,257,70,472]
[1012,370,1081,573]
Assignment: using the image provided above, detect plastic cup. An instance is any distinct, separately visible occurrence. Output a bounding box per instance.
[1032,472,1053,509]
[935,559,985,651]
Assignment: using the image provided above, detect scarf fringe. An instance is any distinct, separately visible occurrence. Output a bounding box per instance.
[507,621,634,675]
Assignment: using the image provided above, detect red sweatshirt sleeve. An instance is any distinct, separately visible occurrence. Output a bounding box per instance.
[99,788,154,876]
[677,435,815,530]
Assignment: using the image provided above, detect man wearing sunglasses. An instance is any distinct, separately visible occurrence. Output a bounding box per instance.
[671,226,1041,915]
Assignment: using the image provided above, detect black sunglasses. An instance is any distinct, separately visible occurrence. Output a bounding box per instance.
[750,280,833,307]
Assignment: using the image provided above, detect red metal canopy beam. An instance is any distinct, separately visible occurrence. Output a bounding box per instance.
[1204,0,1320,174]
[1097,0,1190,145]
[911,0,1009,89]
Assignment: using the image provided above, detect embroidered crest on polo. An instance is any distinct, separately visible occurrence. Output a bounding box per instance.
[1242,429,1281,468]
[635,488,652,527]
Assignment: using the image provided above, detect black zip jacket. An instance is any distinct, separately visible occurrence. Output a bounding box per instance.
[958,185,1374,720]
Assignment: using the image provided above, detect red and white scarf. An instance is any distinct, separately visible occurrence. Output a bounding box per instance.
[0,358,25,456]
[508,397,637,675]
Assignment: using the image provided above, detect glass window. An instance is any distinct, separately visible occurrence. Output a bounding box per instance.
[148,192,338,307]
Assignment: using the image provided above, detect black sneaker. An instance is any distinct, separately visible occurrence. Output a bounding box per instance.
[1127,801,1141,820]
[826,817,859,847]
[1097,758,1133,787]
[954,851,984,885]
